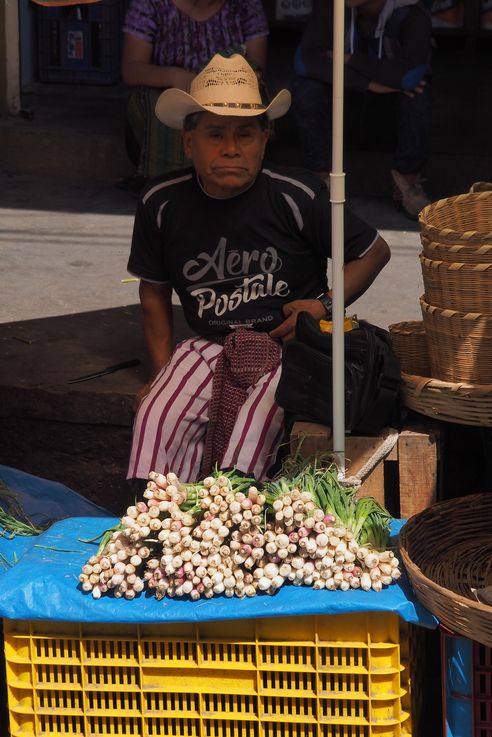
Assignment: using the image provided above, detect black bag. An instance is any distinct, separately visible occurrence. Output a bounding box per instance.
[275,312,402,436]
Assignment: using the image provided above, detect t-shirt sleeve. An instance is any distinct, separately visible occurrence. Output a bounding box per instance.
[127,197,169,283]
[122,0,158,44]
[304,186,379,261]
[239,0,269,40]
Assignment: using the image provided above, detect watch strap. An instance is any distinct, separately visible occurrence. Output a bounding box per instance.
[316,292,333,317]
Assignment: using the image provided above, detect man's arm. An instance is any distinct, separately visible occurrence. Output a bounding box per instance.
[343,235,391,306]
[270,236,390,343]
[137,280,174,401]
[346,6,432,91]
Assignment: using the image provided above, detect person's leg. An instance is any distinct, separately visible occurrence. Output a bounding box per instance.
[391,83,432,218]
[125,87,189,181]
[291,76,333,179]
[127,338,222,483]
[221,365,285,480]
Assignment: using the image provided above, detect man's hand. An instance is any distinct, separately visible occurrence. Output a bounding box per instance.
[368,80,399,94]
[368,79,427,97]
[269,298,326,343]
[402,79,427,98]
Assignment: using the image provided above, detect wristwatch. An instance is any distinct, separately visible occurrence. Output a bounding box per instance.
[316,292,333,318]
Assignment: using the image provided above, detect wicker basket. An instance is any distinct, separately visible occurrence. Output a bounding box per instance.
[400,372,492,426]
[419,191,492,245]
[420,254,492,313]
[420,296,492,383]
[399,493,492,648]
[421,234,492,264]
[388,320,430,376]
[469,181,492,193]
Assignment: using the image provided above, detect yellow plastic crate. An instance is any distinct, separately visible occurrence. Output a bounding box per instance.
[4,613,420,737]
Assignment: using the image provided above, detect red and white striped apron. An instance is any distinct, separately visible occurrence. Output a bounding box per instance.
[128,338,284,482]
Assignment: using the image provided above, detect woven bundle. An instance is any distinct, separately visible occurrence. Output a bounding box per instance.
[399,493,492,648]
[400,373,492,426]
[421,235,492,264]
[419,191,492,246]
[388,320,430,376]
[420,297,492,383]
[420,254,492,313]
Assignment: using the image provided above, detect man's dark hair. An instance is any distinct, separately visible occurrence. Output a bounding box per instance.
[183,112,203,130]
[183,112,270,131]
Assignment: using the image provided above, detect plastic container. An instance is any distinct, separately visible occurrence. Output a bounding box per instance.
[441,627,492,737]
[37,0,122,84]
[4,612,422,737]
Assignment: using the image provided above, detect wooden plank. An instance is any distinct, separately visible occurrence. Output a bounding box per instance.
[290,423,387,504]
[289,421,441,517]
[290,421,332,458]
[345,436,387,505]
[398,430,438,519]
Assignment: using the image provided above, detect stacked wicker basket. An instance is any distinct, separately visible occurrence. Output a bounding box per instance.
[389,190,492,426]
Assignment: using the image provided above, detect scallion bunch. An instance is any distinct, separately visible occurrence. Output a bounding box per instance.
[78,463,401,600]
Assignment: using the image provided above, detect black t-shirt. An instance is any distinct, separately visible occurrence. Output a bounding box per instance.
[127,164,378,337]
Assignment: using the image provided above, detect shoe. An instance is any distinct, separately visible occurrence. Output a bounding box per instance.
[391,169,430,220]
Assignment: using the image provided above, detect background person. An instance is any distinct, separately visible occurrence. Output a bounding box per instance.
[292,0,433,219]
[120,0,269,189]
[126,53,391,485]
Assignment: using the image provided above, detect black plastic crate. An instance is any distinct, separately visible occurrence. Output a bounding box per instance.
[37,0,122,84]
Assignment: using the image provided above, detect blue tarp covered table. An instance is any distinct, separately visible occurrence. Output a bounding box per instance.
[0,465,438,628]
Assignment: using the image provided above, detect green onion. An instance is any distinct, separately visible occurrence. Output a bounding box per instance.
[0,479,47,536]
[34,545,85,553]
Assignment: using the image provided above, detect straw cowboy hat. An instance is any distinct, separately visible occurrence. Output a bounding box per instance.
[155,53,291,130]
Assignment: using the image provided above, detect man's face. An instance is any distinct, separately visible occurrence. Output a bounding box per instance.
[182,113,269,198]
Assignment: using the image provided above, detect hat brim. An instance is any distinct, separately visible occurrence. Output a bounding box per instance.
[155,88,291,130]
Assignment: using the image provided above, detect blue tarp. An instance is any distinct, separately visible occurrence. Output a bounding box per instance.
[0,465,438,628]
[0,465,112,569]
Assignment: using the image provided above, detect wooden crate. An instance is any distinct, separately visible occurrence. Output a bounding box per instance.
[290,420,442,519]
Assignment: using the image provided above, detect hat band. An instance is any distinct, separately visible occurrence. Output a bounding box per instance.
[203,102,266,110]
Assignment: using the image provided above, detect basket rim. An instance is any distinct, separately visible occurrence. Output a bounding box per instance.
[419,191,492,241]
[388,320,426,334]
[399,493,492,615]
[419,253,492,270]
[420,295,492,320]
[401,371,492,393]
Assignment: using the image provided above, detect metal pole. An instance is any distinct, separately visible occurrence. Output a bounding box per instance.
[329,0,346,475]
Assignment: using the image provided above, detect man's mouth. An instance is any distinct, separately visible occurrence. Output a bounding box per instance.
[214,166,247,175]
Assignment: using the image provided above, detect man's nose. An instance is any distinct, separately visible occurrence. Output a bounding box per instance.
[222,133,240,156]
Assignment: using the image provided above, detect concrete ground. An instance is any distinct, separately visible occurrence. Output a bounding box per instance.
[0,170,425,328]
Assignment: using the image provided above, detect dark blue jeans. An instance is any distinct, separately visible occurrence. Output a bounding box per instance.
[292,76,432,175]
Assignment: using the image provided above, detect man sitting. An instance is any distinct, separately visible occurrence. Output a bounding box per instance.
[292,0,433,219]
[126,53,390,484]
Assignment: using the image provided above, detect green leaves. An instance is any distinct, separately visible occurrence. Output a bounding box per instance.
[263,458,392,550]
[0,479,47,537]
